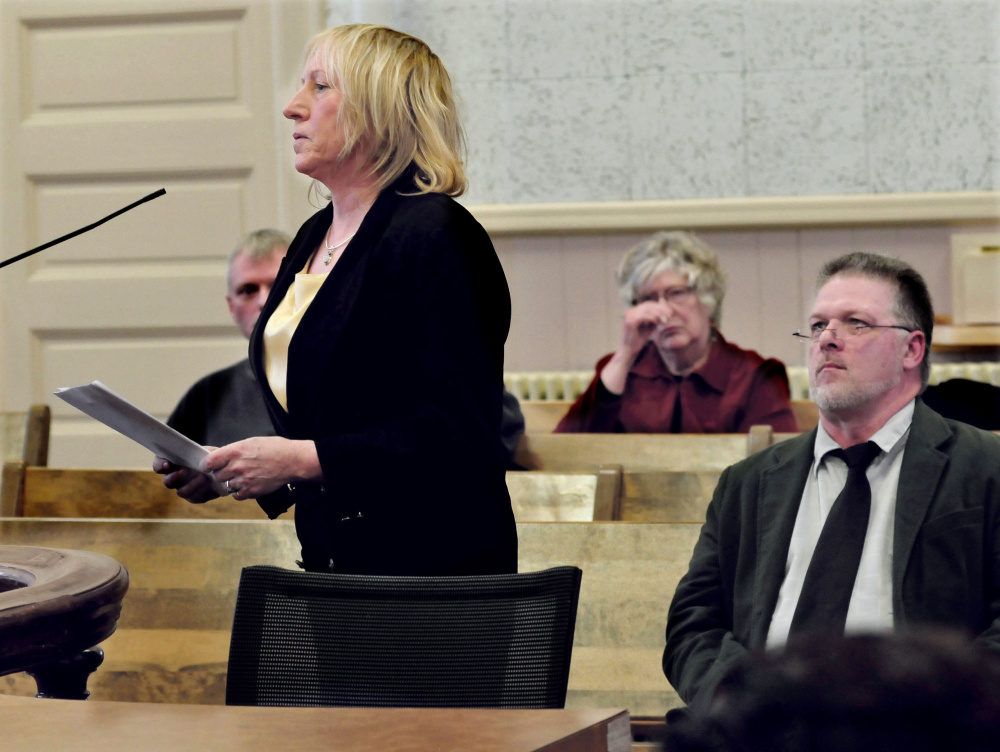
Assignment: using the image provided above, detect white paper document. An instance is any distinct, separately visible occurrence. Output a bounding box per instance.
[54,380,226,494]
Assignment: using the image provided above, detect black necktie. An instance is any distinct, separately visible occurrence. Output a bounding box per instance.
[788,440,881,636]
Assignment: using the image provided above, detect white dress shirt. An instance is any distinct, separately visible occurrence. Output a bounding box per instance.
[766,399,915,647]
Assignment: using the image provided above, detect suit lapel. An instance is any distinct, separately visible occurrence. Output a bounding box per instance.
[892,399,952,611]
[248,206,329,436]
[749,431,815,647]
[250,182,407,434]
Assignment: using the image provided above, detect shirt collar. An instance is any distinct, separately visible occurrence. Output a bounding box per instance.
[629,329,726,392]
[812,398,915,473]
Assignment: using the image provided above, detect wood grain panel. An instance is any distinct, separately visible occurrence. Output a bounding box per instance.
[507,472,599,522]
[0,519,697,716]
[496,235,568,371]
[520,432,748,472]
[706,230,763,353]
[618,470,720,523]
[14,466,269,519]
[520,400,572,433]
[756,230,804,369]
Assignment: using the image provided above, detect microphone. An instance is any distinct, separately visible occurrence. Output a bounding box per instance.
[0,188,166,271]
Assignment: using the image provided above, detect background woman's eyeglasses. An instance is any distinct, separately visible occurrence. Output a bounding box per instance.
[633,286,696,306]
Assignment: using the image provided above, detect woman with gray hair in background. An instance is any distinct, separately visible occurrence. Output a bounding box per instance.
[556,232,797,433]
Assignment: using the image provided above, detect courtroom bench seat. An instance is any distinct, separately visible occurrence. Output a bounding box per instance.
[516,432,753,472]
[0,461,727,524]
[0,519,694,716]
[1,463,622,523]
[0,464,270,519]
[519,399,820,434]
[0,405,51,501]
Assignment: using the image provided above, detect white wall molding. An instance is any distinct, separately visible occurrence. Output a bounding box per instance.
[469,191,1000,236]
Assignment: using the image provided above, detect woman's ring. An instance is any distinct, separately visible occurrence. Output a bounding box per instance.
[225,479,231,494]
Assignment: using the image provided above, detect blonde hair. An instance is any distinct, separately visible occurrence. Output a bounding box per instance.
[304,24,467,197]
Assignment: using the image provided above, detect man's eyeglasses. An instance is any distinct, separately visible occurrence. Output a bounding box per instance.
[633,286,696,306]
[792,320,915,341]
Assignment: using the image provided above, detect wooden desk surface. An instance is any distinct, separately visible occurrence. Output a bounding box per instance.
[2,695,631,752]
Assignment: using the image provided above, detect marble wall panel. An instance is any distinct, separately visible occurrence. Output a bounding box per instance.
[623,0,744,76]
[746,69,869,196]
[863,0,995,68]
[744,0,864,72]
[329,0,999,202]
[508,0,624,81]
[505,76,631,203]
[628,72,745,200]
[990,62,1000,192]
[461,79,511,205]
[398,0,509,84]
[991,3,1000,63]
[867,66,994,193]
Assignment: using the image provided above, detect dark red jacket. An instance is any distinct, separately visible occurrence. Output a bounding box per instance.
[555,332,797,433]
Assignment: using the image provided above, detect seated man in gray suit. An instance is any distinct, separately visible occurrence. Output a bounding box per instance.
[664,251,1000,711]
[168,229,289,447]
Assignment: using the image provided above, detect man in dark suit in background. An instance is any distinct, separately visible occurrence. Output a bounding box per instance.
[168,229,289,446]
[664,251,1000,711]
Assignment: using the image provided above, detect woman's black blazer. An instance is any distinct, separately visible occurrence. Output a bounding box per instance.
[247,173,517,576]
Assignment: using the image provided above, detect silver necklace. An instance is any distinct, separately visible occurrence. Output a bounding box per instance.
[323,226,355,265]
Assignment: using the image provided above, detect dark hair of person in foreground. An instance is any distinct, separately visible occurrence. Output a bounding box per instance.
[663,631,1000,752]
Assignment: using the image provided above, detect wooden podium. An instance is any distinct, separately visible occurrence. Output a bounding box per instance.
[0,546,128,698]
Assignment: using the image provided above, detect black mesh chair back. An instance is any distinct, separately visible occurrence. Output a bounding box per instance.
[225,565,582,708]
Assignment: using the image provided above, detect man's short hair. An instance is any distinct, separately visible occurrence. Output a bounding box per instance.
[817,252,934,386]
[226,228,291,290]
[663,631,1000,752]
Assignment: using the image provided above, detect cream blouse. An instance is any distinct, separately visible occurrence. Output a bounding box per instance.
[262,256,328,412]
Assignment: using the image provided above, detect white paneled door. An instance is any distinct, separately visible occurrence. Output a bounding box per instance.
[0,0,320,467]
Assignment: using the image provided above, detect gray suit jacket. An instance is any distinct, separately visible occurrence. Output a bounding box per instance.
[664,399,1000,708]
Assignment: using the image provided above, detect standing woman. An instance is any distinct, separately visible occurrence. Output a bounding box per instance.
[156,25,517,576]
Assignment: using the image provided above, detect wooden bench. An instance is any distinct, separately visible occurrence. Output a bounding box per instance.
[0,404,50,467]
[0,465,270,520]
[0,462,710,524]
[516,432,753,472]
[0,518,694,716]
[519,400,573,433]
[507,469,621,522]
[511,431,808,522]
[519,399,820,434]
[0,405,51,503]
[791,399,819,430]
[1,464,622,523]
